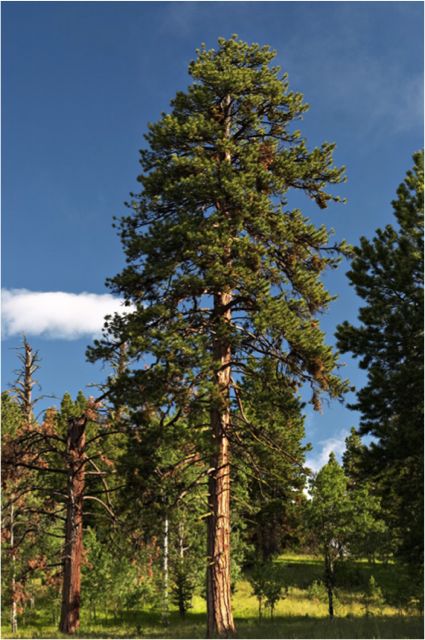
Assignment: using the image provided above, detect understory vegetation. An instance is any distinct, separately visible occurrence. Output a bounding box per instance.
[1,555,423,639]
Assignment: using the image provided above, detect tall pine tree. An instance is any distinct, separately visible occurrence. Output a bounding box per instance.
[89,36,349,637]
[336,151,424,591]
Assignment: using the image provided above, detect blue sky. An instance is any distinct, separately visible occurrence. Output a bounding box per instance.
[2,1,423,470]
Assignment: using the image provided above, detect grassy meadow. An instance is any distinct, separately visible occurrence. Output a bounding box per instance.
[2,554,423,639]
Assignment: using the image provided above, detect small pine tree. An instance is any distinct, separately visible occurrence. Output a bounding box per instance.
[362,575,384,616]
[308,579,328,603]
[308,453,384,619]
[171,565,195,617]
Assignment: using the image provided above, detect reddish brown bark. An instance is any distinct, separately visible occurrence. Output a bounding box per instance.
[59,416,87,634]
[207,291,236,638]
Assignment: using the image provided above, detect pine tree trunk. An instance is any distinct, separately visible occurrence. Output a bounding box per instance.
[59,417,86,634]
[207,290,236,638]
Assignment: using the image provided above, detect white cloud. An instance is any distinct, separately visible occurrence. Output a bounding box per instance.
[306,429,350,474]
[2,289,131,340]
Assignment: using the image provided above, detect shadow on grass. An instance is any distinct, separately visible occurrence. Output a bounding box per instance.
[271,558,406,599]
[2,611,423,639]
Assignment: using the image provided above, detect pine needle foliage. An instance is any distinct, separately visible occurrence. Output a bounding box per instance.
[88,35,349,416]
[87,36,350,635]
[336,151,424,583]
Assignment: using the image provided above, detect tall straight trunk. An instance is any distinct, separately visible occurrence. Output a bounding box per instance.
[162,512,169,624]
[10,500,18,634]
[207,290,236,638]
[59,417,87,634]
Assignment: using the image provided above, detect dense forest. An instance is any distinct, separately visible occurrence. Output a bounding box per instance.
[1,37,423,640]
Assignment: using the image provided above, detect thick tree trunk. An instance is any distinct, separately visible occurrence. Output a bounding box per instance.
[207,291,236,639]
[59,417,87,634]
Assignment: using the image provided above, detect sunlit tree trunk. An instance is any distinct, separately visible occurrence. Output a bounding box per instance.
[206,94,236,638]
[207,289,236,638]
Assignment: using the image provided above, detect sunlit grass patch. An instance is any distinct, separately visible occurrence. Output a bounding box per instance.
[2,554,423,639]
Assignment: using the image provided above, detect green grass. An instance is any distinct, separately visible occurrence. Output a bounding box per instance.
[2,554,423,639]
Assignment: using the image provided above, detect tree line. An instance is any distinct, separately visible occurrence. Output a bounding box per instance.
[2,36,423,638]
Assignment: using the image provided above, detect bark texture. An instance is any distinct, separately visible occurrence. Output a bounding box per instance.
[207,291,236,638]
[59,416,87,634]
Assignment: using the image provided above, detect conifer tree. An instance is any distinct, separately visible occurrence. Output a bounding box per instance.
[235,357,309,560]
[336,151,424,587]
[308,453,384,619]
[89,36,349,637]
[342,427,366,489]
[1,392,28,634]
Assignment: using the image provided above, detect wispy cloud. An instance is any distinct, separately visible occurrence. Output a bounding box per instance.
[281,7,423,138]
[2,289,130,340]
[306,428,349,474]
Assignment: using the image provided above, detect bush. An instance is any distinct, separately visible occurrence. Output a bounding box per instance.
[307,579,327,603]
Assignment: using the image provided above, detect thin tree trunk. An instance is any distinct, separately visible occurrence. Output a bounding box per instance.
[9,339,38,632]
[177,520,186,617]
[59,416,87,634]
[23,341,34,426]
[207,289,236,638]
[327,584,334,619]
[178,521,184,560]
[162,512,169,625]
[325,554,335,620]
[113,341,128,426]
[10,500,18,634]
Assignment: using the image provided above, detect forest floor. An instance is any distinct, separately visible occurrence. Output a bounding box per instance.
[2,554,423,639]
